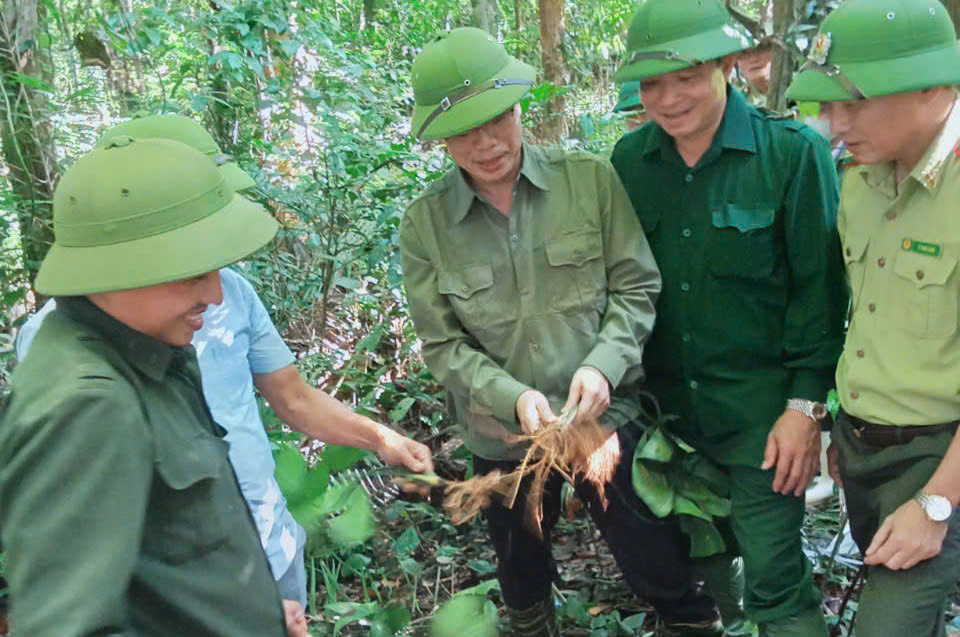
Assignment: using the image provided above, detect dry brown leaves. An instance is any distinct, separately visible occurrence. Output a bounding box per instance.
[441,411,618,540]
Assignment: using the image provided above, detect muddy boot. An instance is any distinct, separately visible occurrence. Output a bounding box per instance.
[693,554,751,635]
[757,606,828,637]
[507,597,559,637]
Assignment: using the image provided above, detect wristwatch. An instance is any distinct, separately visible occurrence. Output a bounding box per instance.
[786,398,828,422]
[914,490,953,522]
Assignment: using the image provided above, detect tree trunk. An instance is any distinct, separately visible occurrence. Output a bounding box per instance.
[767,0,800,112]
[537,0,568,142]
[942,0,960,34]
[472,0,498,35]
[0,0,57,299]
[514,0,521,30]
[360,0,376,30]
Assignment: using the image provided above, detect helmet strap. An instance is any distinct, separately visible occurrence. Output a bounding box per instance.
[416,78,533,139]
[797,60,866,100]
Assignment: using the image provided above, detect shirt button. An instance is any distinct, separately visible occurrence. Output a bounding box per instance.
[877,257,885,268]
[682,333,691,343]
[845,247,851,257]
[868,303,877,312]
[682,228,692,238]
[689,380,699,390]
[461,285,469,293]
[886,211,896,220]
[519,287,529,295]
[850,391,860,399]
[916,270,925,280]
[680,282,691,292]
[685,173,694,183]
[856,349,865,358]
[511,234,519,242]
[530,343,540,351]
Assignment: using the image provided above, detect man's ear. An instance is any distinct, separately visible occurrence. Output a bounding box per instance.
[718,54,738,80]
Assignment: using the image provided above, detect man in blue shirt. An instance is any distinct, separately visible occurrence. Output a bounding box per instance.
[16,116,433,624]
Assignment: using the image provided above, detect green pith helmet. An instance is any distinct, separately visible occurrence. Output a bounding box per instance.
[410,27,537,140]
[616,0,756,82]
[95,113,256,192]
[614,81,644,112]
[35,137,278,296]
[788,0,960,102]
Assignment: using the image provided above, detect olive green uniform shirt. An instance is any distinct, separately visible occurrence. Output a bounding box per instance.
[400,144,661,460]
[611,89,847,466]
[837,95,960,426]
[0,297,286,637]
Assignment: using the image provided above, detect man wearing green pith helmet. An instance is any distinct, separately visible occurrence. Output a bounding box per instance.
[610,0,847,635]
[0,137,293,636]
[788,1,960,634]
[399,27,723,636]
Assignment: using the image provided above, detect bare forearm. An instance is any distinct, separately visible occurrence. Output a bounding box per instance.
[273,385,388,454]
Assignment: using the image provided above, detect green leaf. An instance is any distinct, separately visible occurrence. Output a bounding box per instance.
[466,559,497,575]
[677,516,727,558]
[678,453,730,497]
[393,526,420,556]
[431,595,498,637]
[671,473,731,517]
[632,462,674,517]
[278,38,302,58]
[636,426,675,463]
[274,445,307,495]
[370,604,412,637]
[621,612,646,630]
[320,444,370,472]
[389,396,416,423]
[324,483,375,549]
[672,495,712,521]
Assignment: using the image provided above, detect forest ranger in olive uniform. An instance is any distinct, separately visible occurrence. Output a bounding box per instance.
[609,1,847,635]
[399,27,723,637]
[0,138,289,637]
[789,1,960,635]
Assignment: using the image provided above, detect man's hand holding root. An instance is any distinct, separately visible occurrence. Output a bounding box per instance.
[562,367,611,425]
[584,431,621,487]
[516,389,558,434]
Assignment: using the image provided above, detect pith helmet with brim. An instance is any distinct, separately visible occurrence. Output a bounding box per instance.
[616,0,756,83]
[411,27,537,140]
[787,0,960,102]
[614,81,645,112]
[35,136,278,296]
[95,113,256,192]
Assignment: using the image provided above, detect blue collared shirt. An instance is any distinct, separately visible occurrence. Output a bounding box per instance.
[16,268,304,579]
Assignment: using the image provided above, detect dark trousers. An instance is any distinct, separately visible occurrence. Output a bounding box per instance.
[474,424,716,622]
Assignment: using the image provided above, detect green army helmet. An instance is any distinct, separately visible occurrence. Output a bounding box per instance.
[35,137,278,296]
[410,27,537,140]
[616,0,756,83]
[788,0,960,102]
[613,81,644,112]
[95,113,256,192]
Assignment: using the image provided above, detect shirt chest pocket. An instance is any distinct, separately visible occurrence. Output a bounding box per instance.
[708,205,777,279]
[891,249,959,338]
[148,433,232,564]
[438,264,496,329]
[544,231,606,314]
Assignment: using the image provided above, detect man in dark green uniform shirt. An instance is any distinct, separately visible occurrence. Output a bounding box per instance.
[0,137,289,636]
[610,1,847,635]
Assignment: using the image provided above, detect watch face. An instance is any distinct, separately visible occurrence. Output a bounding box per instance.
[925,495,953,522]
[811,403,828,420]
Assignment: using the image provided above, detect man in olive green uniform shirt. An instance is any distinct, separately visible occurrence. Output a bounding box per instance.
[400,27,720,636]
[789,1,960,634]
[610,1,846,635]
[0,137,288,636]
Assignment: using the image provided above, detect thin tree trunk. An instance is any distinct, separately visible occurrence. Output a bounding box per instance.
[767,0,800,112]
[0,0,57,300]
[537,0,568,142]
[472,0,498,35]
[514,0,521,30]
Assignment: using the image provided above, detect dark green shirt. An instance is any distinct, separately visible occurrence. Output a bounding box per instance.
[0,297,285,637]
[400,144,661,460]
[611,89,846,466]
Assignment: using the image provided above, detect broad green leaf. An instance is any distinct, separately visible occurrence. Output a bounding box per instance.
[393,526,420,556]
[320,444,370,471]
[632,462,674,518]
[324,483,375,549]
[636,426,675,463]
[677,516,727,558]
[329,601,378,636]
[274,445,307,496]
[466,559,497,575]
[678,454,730,497]
[671,473,731,517]
[370,604,412,637]
[453,578,501,598]
[431,595,498,637]
[673,495,712,522]
[621,613,646,630]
